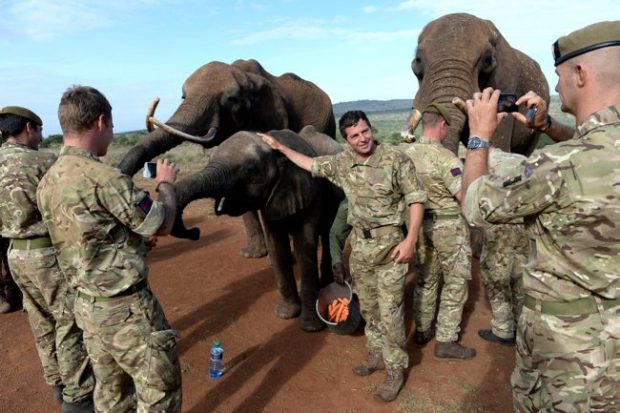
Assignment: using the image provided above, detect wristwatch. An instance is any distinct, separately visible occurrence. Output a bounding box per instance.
[466,136,491,149]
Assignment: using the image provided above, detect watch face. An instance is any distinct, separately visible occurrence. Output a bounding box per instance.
[467,137,489,149]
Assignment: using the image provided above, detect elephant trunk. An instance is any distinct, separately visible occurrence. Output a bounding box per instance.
[414,59,477,154]
[170,163,232,240]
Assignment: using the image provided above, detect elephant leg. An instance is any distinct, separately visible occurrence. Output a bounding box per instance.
[292,223,325,332]
[261,221,300,319]
[240,211,268,258]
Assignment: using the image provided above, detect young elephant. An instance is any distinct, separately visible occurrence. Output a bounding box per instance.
[171,126,344,331]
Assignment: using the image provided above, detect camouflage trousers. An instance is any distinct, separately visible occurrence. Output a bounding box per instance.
[75,287,182,412]
[512,302,620,412]
[7,245,94,403]
[414,217,472,343]
[350,229,409,371]
[479,223,528,339]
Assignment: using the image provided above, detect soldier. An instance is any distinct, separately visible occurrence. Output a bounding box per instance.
[403,103,476,360]
[477,148,529,346]
[0,106,95,411]
[462,21,620,412]
[37,86,183,412]
[259,110,426,403]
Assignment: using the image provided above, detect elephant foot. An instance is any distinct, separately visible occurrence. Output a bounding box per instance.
[274,298,301,319]
[299,309,325,332]
[239,244,268,259]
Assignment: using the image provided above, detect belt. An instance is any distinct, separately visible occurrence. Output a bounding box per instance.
[423,212,461,221]
[354,225,405,240]
[77,279,148,303]
[523,294,620,315]
[11,236,53,250]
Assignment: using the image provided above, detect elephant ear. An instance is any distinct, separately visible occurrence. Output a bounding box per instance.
[230,69,289,131]
[262,130,318,221]
[483,19,519,91]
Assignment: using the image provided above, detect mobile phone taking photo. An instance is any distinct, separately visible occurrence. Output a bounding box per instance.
[497,94,518,113]
[143,162,157,179]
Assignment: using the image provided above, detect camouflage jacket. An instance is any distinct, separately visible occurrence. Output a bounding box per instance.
[403,136,462,215]
[0,143,55,239]
[464,105,620,301]
[311,142,427,229]
[37,146,165,297]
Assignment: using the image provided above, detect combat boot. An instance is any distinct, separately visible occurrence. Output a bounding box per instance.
[352,352,385,376]
[373,368,405,403]
[478,329,516,346]
[434,341,476,361]
[412,327,434,347]
[61,396,94,413]
[53,384,65,404]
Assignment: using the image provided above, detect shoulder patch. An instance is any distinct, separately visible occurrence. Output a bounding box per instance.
[136,195,153,214]
[524,164,533,178]
[450,167,462,177]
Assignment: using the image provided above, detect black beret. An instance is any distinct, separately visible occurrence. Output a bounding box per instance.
[553,21,620,66]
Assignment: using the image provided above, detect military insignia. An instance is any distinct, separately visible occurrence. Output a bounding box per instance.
[502,175,522,187]
[450,167,462,177]
[524,165,533,178]
[136,195,153,214]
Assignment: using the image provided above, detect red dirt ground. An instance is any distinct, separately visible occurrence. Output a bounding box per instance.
[0,199,516,413]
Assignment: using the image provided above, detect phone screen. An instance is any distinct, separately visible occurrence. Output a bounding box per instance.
[143,162,157,178]
[497,94,518,113]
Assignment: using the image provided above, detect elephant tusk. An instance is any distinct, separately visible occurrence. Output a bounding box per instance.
[147,116,219,145]
[146,97,160,133]
[452,97,468,115]
[216,197,225,213]
[401,108,421,143]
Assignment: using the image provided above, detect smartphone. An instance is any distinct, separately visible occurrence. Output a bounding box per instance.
[497,94,518,113]
[143,162,157,179]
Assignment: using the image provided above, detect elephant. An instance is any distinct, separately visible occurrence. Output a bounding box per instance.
[118,59,336,258]
[170,126,344,332]
[407,13,550,155]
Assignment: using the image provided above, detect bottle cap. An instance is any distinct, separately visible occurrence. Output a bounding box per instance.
[214,340,221,346]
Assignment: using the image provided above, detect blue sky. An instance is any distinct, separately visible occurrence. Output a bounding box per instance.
[1,0,617,135]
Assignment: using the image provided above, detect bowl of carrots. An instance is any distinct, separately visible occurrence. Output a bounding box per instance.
[315,281,362,335]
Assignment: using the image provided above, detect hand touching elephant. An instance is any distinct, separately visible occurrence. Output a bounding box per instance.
[118,59,336,258]
[407,13,550,155]
[171,126,344,332]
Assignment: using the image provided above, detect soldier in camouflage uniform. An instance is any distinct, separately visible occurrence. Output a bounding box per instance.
[477,148,529,347]
[403,103,476,360]
[260,111,426,403]
[462,21,620,412]
[0,106,95,411]
[37,86,183,412]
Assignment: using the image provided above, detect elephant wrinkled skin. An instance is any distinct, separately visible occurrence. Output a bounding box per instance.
[119,59,336,258]
[171,126,344,332]
[410,13,550,155]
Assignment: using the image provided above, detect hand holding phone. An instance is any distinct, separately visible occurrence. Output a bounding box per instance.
[143,162,157,179]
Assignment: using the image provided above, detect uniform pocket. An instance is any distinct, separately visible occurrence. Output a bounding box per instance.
[146,330,182,391]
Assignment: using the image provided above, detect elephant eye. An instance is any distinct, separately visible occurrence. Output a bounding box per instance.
[480,51,496,74]
[412,56,424,80]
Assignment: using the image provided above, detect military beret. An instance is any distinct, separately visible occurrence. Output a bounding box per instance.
[553,20,620,66]
[0,106,43,126]
[423,102,451,125]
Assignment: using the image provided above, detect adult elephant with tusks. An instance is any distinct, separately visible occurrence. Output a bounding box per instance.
[171,126,344,332]
[404,13,550,155]
[118,59,336,258]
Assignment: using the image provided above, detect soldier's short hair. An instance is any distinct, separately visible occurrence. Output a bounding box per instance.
[338,110,372,139]
[58,85,112,135]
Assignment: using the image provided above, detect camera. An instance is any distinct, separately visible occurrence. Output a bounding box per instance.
[497,94,518,113]
[143,162,157,179]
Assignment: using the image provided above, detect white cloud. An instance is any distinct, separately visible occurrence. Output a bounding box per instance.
[362,5,378,13]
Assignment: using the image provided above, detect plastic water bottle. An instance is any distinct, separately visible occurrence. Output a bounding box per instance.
[209,340,224,378]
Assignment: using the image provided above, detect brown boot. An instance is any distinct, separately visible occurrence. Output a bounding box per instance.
[352,352,385,376]
[434,341,476,361]
[412,328,434,347]
[373,369,405,403]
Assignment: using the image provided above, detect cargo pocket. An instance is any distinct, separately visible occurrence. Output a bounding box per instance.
[511,368,542,411]
[146,330,182,391]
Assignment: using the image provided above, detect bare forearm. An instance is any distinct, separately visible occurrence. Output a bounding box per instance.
[463,149,488,196]
[155,182,177,236]
[546,116,575,142]
[278,145,313,171]
[407,202,424,243]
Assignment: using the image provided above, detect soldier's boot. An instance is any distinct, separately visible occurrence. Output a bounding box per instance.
[53,384,65,404]
[434,341,476,361]
[373,368,405,403]
[412,327,434,347]
[478,329,516,346]
[0,294,11,314]
[61,396,94,413]
[352,352,385,376]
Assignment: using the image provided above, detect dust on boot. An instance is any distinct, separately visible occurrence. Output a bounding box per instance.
[434,341,476,360]
[374,368,405,403]
[352,351,385,376]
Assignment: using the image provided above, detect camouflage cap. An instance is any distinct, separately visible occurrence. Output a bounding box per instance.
[553,20,620,66]
[423,102,451,125]
[0,106,43,125]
